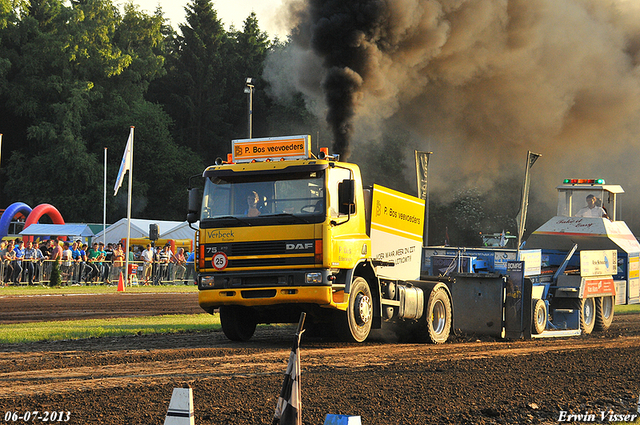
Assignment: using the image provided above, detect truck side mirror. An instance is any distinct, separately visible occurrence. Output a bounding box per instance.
[187,187,201,224]
[338,179,355,215]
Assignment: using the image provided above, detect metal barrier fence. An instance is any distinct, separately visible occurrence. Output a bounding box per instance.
[0,259,197,286]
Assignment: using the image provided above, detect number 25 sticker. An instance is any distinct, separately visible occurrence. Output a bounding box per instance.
[212,252,228,270]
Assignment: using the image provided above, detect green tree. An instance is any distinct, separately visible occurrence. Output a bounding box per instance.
[227,12,271,139]
[0,0,103,219]
[110,101,203,220]
[262,38,325,145]
[0,0,200,222]
[150,0,230,164]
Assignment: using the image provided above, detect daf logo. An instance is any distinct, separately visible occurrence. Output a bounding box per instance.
[286,242,313,250]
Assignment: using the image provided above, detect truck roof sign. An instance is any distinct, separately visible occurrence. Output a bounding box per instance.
[232,135,311,163]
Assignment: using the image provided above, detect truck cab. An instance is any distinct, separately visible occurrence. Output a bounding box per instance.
[188,135,453,343]
[555,178,621,219]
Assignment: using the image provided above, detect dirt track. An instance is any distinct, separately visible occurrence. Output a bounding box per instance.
[0,292,639,424]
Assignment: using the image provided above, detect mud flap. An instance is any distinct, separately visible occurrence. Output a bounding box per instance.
[447,273,505,338]
[505,261,526,340]
[522,275,532,339]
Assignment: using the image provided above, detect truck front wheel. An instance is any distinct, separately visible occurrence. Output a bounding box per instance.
[595,295,614,331]
[336,277,373,343]
[220,305,257,342]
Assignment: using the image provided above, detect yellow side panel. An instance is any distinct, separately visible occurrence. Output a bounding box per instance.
[328,237,369,269]
[370,184,424,241]
[370,184,425,280]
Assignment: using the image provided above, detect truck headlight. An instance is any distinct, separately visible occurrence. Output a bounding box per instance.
[200,276,215,288]
[305,272,323,284]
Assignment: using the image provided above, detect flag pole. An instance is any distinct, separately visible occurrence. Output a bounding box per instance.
[516,151,541,253]
[103,147,107,245]
[125,126,134,286]
[414,150,432,247]
[272,312,306,425]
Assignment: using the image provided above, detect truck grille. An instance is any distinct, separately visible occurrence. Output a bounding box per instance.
[229,241,287,256]
[229,257,314,268]
[204,239,316,270]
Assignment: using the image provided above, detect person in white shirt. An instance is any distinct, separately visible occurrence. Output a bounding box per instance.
[575,194,608,218]
[140,244,155,285]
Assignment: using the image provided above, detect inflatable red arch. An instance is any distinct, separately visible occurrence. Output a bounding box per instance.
[22,204,65,242]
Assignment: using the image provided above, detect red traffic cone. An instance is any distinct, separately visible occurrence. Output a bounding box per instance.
[117,271,125,292]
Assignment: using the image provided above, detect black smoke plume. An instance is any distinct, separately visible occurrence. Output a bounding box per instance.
[293,0,387,158]
[265,0,640,233]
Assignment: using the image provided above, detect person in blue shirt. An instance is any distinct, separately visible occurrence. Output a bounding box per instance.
[23,240,42,285]
[184,250,195,285]
[70,241,82,284]
[12,239,25,284]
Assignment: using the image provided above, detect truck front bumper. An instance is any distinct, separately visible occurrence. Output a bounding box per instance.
[198,285,334,310]
[197,269,351,312]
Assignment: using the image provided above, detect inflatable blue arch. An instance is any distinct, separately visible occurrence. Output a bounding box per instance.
[0,202,32,239]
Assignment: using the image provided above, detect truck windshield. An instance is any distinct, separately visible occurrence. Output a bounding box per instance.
[200,170,325,226]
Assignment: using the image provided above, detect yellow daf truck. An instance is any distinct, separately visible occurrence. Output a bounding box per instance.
[187,135,453,342]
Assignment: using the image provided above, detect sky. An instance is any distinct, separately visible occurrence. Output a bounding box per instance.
[126,0,288,38]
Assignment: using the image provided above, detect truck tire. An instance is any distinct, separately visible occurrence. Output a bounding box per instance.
[424,286,452,344]
[336,277,373,343]
[575,297,596,335]
[219,305,257,342]
[532,299,547,335]
[595,295,615,331]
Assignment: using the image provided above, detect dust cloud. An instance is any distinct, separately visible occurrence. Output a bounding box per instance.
[263,0,640,233]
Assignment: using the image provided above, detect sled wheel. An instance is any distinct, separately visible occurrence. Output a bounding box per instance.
[594,295,615,331]
[576,298,596,335]
[531,299,547,335]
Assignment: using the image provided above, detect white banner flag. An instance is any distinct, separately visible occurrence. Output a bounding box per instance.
[114,128,133,196]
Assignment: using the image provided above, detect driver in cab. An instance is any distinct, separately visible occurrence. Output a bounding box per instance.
[574,194,609,219]
[246,191,261,217]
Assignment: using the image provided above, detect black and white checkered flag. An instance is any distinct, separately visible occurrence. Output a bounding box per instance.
[273,312,306,425]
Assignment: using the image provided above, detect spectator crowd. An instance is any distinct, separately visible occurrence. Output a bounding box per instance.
[0,238,196,286]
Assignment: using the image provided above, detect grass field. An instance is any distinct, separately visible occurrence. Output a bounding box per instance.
[614,304,640,315]
[0,284,199,296]
[0,285,205,344]
[0,314,220,344]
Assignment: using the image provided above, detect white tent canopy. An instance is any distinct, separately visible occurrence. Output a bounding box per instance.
[93,218,185,244]
[19,223,95,238]
[162,221,198,241]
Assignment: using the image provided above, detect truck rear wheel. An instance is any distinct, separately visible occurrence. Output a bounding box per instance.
[424,287,452,344]
[336,277,372,343]
[576,298,596,335]
[595,295,614,331]
[219,305,257,342]
[532,299,547,335]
